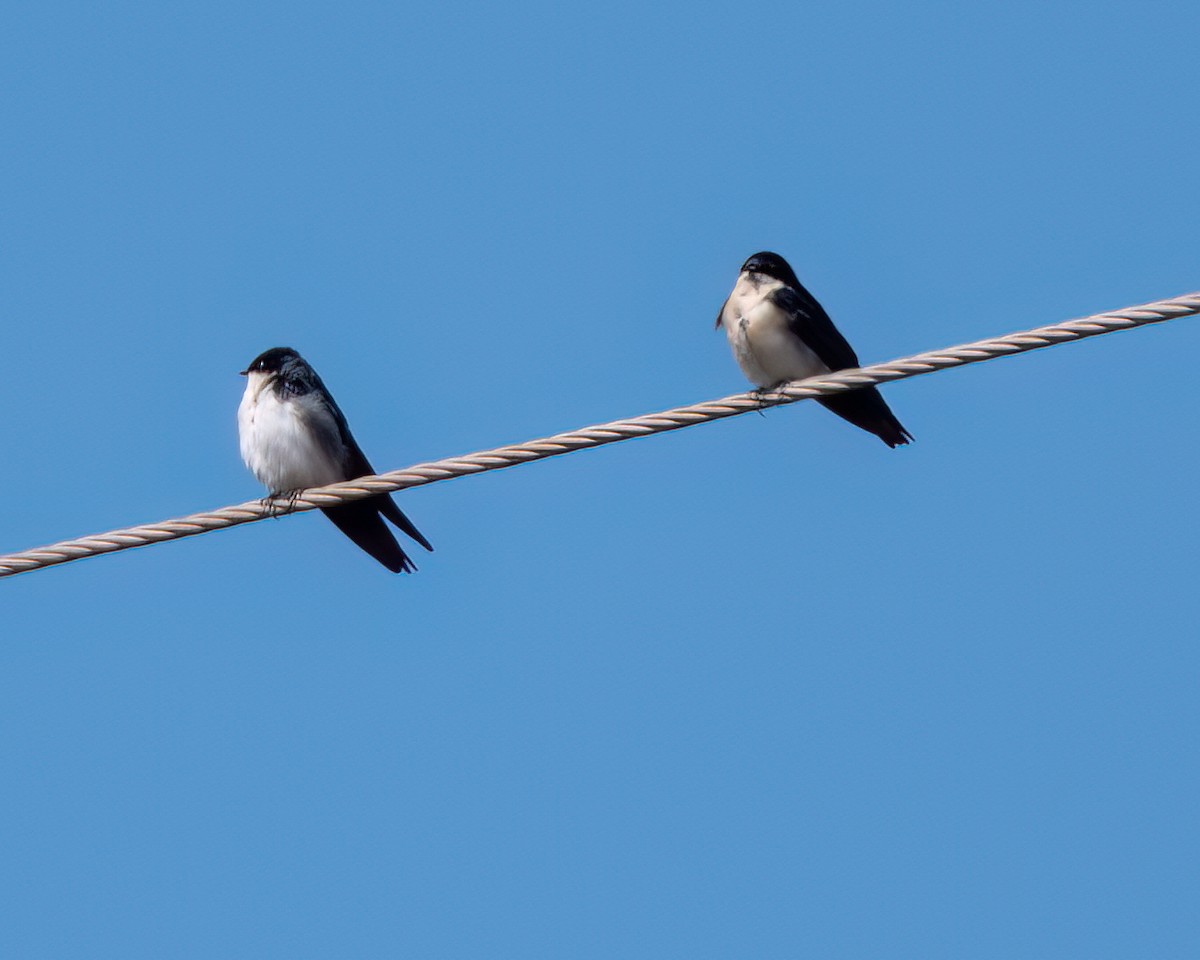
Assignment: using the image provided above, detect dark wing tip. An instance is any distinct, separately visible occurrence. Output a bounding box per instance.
[321,503,418,574]
[882,426,915,448]
[817,391,913,450]
[376,495,434,553]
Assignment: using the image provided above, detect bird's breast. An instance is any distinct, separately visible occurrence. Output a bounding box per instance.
[724,296,828,388]
[238,383,346,493]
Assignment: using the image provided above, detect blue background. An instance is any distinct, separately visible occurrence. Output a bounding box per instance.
[2,2,1198,956]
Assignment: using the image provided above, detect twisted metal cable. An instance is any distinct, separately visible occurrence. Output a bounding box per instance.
[2,291,1197,579]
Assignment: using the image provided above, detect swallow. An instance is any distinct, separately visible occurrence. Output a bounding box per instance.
[238,347,433,572]
[717,251,912,447]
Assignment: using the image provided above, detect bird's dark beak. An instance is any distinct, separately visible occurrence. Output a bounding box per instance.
[239,369,249,376]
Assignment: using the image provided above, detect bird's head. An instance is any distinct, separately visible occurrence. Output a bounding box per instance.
[240,346,302,377]
[740,251,800,288]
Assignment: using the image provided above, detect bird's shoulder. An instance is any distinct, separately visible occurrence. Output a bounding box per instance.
[766,284,861,371]
[279,368,359,458]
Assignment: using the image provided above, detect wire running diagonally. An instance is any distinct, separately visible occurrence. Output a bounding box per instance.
[1,291,1197,579]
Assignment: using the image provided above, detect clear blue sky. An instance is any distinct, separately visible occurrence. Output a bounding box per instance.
[2,1,1198,956]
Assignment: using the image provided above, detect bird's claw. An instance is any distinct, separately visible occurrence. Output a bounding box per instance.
[261,489,303,518]
[752,383,787,414]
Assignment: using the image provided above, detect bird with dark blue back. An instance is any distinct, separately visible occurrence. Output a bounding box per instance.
[238,347,433,573]
[716,251,912,448]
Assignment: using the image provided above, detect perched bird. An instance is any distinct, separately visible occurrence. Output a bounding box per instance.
[237,347,432,573]
[716,251,912,448]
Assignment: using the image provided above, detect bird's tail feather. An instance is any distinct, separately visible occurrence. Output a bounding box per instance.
[378,495,433,552]
[818,388,913,448]
[321,502,416,573]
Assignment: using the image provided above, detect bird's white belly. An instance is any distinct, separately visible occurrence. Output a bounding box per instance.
[238,385,345,493]
[726,302,829,388]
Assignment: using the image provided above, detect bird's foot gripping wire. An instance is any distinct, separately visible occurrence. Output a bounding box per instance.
[752,383,789,415]
[261,489,305,518]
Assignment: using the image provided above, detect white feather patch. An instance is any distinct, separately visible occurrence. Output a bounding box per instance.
[238,373,347,493]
